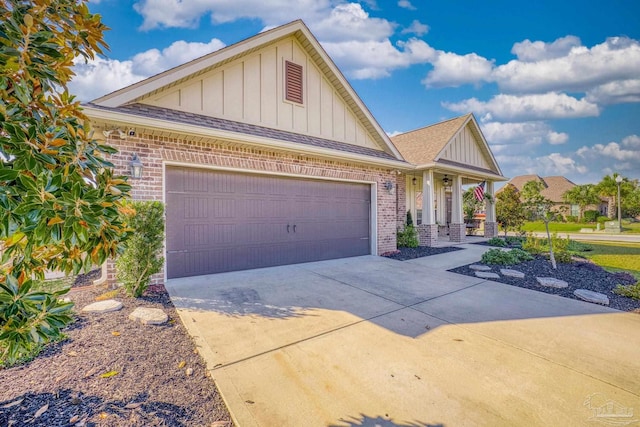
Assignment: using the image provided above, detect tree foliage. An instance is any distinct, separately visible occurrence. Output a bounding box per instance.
[0,0,131,364]
[495,184,525,236]
[562,184,601,221]
[521,180,558,269]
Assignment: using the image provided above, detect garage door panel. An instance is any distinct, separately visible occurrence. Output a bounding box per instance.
[166,166,371,278]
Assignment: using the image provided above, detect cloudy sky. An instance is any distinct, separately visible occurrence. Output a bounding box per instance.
[74,0,640,185]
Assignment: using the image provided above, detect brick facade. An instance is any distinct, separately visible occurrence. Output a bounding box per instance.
[104,132,399,284]
[449,223,466,243]
[484,221,498,238]
[417,224,438,247]
[396,172,407,229]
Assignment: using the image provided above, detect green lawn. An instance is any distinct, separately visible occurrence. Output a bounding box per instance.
[572,241,640,280]
[522,220,640,234]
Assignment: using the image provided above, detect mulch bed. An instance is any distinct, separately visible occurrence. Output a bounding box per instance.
[382,245,463,261]
[449,256,640,312]
[0,282,233,427]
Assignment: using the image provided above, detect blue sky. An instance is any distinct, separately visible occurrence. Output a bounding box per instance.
[72,0,640,185]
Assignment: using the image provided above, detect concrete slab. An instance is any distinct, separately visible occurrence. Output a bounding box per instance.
[167,251,640,427]
[405,243,492,270]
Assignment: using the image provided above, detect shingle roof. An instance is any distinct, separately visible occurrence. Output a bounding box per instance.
[86,103,399,161]
[500,175,576,203]
[389,114,471,165]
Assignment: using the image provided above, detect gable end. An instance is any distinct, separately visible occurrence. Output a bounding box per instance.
[285,60,303,104]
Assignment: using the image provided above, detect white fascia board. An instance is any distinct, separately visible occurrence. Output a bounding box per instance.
[413,162,507,181]
[84,106,410,170]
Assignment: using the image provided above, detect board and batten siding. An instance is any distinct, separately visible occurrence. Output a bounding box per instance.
[438,125,491,170]
[140,37,379,151]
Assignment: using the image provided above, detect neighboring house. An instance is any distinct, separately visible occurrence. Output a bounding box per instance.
[498,175,607,218]
[83,20,506,281]
[390,114,507,245]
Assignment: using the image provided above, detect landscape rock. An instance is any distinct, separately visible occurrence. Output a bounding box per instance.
[501,269,525,279]
[574,289,610,305]
[475,271,500,279]
[129,307,169,325]
[469,264,492,271]
[81,299,123,313]
[536,277,569,289]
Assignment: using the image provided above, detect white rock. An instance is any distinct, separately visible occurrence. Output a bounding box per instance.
[536,277,569,289]
[501,269,525,279]
[475,271,500,279]
[469,264,492,271]
[129,307,168,325]
[81,300,123,313]
[574,289,609,305]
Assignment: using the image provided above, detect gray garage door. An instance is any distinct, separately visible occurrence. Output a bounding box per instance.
[165,166,371,278]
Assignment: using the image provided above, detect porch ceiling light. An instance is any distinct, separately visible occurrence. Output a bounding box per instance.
[412,177,417,186]
[129,153,144,179]
[442,175,451,188]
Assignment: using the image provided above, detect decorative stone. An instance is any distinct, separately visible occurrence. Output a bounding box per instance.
[129,307,168,325]
[475,271,500,279]
[185,368,193,376]
[469,264,492,271]
[574,289,609,305]
[501,269,525,279]
[536,277,569,289]
[81,299,123,313]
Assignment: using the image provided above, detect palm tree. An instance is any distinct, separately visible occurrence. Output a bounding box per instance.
[596,174,620,219]
[562,184,601,221]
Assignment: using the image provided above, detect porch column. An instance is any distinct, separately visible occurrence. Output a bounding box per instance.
[484,181,498,238]
[449,175,465,242]
[417,170,437,246]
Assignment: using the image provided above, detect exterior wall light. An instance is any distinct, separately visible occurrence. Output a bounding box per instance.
[384,180,395,194]
[129,153,144,179]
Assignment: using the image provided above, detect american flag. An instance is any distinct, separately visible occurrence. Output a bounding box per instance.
[474,181,486,201]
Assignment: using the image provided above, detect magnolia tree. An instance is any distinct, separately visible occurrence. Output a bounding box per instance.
[0,0,131,364]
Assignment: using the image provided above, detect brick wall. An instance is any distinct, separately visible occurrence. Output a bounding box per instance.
[396,172,406,229]
[104,132,398,284]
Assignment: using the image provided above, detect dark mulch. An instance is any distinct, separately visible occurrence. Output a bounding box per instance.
[449,256,640,312]
[382,245,463,261]
[0,282,233,427]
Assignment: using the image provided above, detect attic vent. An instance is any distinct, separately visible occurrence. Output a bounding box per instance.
[285,60,303,104]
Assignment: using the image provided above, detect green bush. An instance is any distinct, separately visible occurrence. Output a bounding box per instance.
[116,201,165,297]
[397,224,419,248]
[505,236,524,247]
[583,210,599,223]
[565,215,578,223]
[522,234,544,254]
[481,248,531,265]
[614,282,640,300]
[487,237,507,247]
[509,248,534,262]
[0,277,74,367]
[406,210,414,227]
[597,216,609,226]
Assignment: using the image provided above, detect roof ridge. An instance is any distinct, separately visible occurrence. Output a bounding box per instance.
[391,113,471,137]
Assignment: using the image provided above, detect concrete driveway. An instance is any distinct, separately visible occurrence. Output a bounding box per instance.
[165,245,640,427]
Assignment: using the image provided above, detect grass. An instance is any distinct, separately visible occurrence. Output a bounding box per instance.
[571,241,640,280]
[522,220,640,234]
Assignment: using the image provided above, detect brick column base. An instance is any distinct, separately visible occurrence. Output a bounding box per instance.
[417,224,438,247]
[449,223,466,242]
[484,221,498,238]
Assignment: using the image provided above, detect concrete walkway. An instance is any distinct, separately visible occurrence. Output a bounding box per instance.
[166,248,640,427]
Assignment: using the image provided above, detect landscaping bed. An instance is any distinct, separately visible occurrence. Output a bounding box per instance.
[0,283,233,427]
[382,245,463,261]
[449,257,640,312]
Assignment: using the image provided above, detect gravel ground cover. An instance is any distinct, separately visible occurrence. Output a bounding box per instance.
[0,281,233,427]
[449,256,640,312]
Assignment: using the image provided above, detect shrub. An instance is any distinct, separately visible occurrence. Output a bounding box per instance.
[487,237,507,247]
[0,277,74,367]
[505,236,525,247]
[406,210,414,227]
[567,240,593,253]
[116,201,165,297]
[583,210,599,223]
[565,215,578,223]
[522,234,545,254]
[597,216,609,226]
[397,224,419,248]
[481,248,532,265]
[509,248,534,262]
[614,282,640,300]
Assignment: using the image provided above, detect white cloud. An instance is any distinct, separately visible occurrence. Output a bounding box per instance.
[574,135,640,176]
[494,36,640,93]
[577,141,638,162]
[401,19,428,36]
[511,35,581,62]
[397,0,416,10]
[324,38,435,79]
[585,79,640,105]
[481,121,568,146]
[422,51,494,88]
[444,92,600,121]
[311,3,394,42]
[622,134,640,148]
[70,38,226,101]
[497,152,587,178]
[387,130,403,137]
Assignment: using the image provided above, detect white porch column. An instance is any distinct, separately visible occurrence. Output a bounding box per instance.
[422,170,435,225]
[449,175,465,242]
[484,180,498,237]
[417,170,438,246]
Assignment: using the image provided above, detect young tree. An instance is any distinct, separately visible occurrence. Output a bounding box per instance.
[495,184,525,236]
[562,184,601,221]
[0,0,131,364]
[521,180,558,269]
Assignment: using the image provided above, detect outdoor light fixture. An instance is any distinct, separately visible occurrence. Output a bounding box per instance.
[442,175,451,188]
[129,153,144,179]
[384,180,395,194]
[412,177,417,186]
[616,174,623,232]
